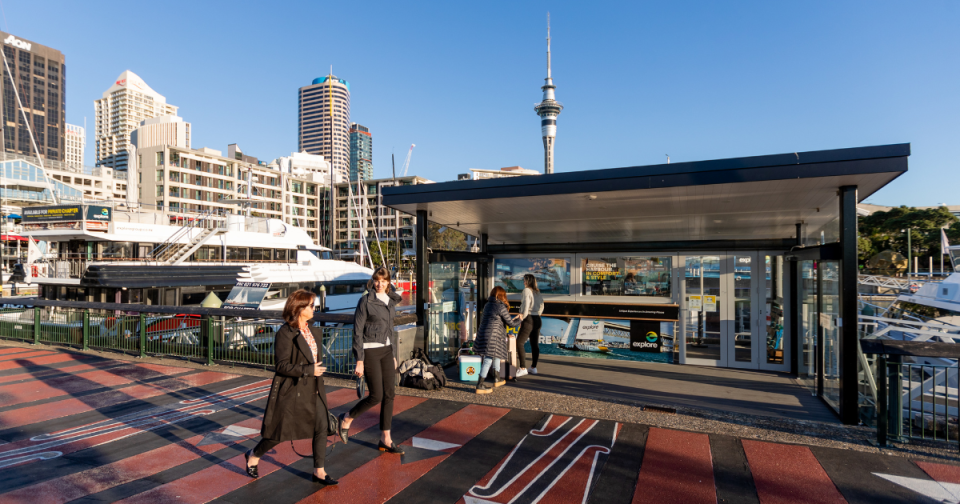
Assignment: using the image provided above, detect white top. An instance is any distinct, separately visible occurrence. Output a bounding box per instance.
[364,292,392,349]
[520,288,544,318]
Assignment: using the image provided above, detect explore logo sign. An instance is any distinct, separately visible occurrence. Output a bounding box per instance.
[630,320,661,352]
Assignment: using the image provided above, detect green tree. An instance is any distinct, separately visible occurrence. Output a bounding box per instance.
[367,240,399,270]
[428,222,469,251]
[858,206,959,269]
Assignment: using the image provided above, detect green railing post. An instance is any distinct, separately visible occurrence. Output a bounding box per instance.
[877,354,888,447]
[205,316,215,366]
[33,308,40,345]
[139,313,147,358]
[82,310,90,351]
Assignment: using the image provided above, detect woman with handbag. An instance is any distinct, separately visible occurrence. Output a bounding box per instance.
[339,266,404,454]
[245,289,338,486]
[474,286,521,394]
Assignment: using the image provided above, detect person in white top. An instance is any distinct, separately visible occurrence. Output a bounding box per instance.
[515,274,544,376]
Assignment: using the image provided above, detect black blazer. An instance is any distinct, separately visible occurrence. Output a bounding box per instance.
[261,323,328,442]
[352,288,402,362]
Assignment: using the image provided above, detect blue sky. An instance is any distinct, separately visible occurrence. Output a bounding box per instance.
[6,0,958,206]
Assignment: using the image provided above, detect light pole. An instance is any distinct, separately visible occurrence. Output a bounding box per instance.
[901,228,911,277]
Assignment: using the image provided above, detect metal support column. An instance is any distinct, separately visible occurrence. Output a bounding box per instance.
[477,233,489,313]
[139,313,147,358]
[82,310,90,351]
[839,185,860,424]
[790,223,801,375]
[415,210,429,351]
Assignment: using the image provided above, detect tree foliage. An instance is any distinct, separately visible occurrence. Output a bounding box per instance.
[428,222,470,251]
[858,206,959,269]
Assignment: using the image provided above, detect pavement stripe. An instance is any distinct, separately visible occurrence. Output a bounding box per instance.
[0,347,38,356]
[741,440,846,504]
[0,370,239,430]
[387,408,546,504]
[810,446,939,504]
[915,460,960,484]
[0,352,98,372]
[587,423,648,504]
[710,434,759,504]
[211,398,458,504]
[0,363,195,408]
[0,359,126,385]
[298,404,509,503]
[117,393,427,504]
[0,350,57,363]
[632,428,715,504]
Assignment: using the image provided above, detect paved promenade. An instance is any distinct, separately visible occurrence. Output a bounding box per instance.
[1,345,958,503]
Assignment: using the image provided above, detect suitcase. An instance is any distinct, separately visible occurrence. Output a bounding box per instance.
[504,336,519,380]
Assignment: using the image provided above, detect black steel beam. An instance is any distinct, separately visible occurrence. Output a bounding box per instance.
[790,223,801,375]
[416,210,429,346]
[478,234,489,313]
[839,185,860,424]
[784,243,842,261]
[428,251,491,263]
[488,238,796,255]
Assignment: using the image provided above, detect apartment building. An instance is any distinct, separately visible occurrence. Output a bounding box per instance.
[94,70,178,170]
[321,176,432,259]
[1,152,127,202]
[131,115,190,150]
[457,166,541,180]
[64,124,84,170]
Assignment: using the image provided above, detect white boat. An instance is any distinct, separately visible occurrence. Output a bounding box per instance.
[18,208,374,310]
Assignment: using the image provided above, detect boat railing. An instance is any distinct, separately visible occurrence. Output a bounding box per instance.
[0,298,417,375]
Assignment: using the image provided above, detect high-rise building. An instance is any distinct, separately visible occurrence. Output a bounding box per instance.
[131,115,190,150]
[64,123,84,169]
[533,16,562,174]
[349,123,372,181]
[94,70,177,171]
[298,74,350,181]
[0,32,66,162]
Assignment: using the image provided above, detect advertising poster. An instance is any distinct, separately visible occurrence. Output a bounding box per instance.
[575,318,605,340]
[223,282,270,309]
[703,295,718,312]
[630,320,661,352]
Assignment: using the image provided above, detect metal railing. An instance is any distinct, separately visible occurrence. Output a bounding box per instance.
[877,357,959,449]
[0,304,361,375]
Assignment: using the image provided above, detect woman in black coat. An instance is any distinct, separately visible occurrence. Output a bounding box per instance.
[245,289,338,486]
[473,286,521,394]
[339,266,404,454]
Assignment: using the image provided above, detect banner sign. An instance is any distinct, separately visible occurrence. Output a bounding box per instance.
[576,318,605,340]
[85,205,112,221]
[509,300,679,321]
[22,205,83,222]
[222,282,270,309]
[630,320,661,352]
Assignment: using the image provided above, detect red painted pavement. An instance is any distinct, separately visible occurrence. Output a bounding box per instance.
[0,350,56,363]
[0,364,194,407]
[114,394,428,504]
[0,370,239,429]
[0,414,269,504]
[0,347,38,356]
[0,360,127,385]
[741,440,846,504]
[0,352,94,371]
[300,404,508,504]
[915,460,960,484]
[632,428,715,504]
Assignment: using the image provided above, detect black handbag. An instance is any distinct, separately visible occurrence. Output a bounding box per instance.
[291,410,343,458]
[356,374,367,399]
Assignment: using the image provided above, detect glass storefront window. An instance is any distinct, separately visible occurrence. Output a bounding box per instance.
[581,256,672,298]
[494,257,571,294]
[821,261,841,411]
[764,255,785,365]
[798,260,818,392]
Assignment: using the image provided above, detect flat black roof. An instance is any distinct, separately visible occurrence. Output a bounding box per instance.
[383,144,908,246]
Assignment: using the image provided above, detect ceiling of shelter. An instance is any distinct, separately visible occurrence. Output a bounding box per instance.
[390,172,900,245]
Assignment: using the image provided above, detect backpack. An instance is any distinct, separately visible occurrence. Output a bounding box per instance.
[399,348,446,390]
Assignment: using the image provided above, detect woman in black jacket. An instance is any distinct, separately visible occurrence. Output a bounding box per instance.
[473,286,521,394]
[339,266,404,454]
[245,289,338,485]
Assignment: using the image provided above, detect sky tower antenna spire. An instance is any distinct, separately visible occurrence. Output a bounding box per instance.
[534,12,563,174]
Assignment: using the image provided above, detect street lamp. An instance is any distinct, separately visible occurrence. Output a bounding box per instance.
[901,229,911,277]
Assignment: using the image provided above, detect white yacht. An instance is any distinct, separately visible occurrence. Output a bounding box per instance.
[18,205,373,310]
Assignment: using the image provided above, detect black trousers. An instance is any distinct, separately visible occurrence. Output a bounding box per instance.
[348,346,396,431]
[253,394,328,468]
[516,315,542,368]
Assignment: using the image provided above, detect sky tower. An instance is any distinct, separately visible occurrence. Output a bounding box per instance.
[534,13,563,174]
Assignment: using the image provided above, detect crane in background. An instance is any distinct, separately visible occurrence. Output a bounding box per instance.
[400,144,416,177]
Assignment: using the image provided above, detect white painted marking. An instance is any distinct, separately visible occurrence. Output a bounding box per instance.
[411,437,461,451]
[463,497,499,504]
[222,425,260,438]
[874,472,960,503]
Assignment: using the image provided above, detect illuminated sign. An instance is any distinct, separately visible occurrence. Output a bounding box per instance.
[3,35,31,51]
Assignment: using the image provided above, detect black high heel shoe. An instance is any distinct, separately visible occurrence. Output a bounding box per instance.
[337,413,350,444]
[313,474,339,485]
[244,449,258,478]
[378,441,405,454]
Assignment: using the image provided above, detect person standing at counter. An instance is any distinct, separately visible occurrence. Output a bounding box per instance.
[339,266,404,454]
[474,286,520,393]
[516,274,544,376]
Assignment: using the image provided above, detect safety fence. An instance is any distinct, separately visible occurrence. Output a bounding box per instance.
[0,305,360,374]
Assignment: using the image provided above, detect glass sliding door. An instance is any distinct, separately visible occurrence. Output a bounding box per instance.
[820,260,841,411]
[728,254,757,368]
[798,260,818,391]
[682,255,725,365]
[759,253,790,372]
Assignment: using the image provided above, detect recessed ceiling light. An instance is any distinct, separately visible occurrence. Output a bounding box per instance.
[587,194,597,200]
[713,219,722,223]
